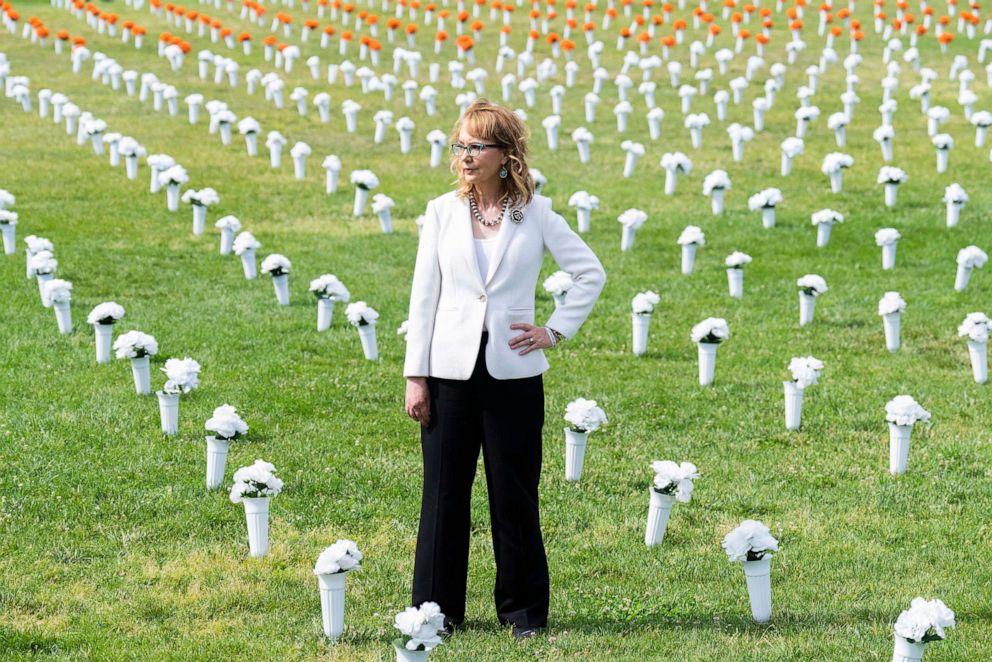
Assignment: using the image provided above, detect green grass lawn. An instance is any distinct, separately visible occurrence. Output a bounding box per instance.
[1,0,991,659]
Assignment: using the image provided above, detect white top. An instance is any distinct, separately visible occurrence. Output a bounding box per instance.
[474,237,497,330]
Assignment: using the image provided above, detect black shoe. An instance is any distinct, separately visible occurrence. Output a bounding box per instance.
[512,626,543,639]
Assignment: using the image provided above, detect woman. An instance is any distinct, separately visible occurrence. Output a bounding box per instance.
[403,99,605,637]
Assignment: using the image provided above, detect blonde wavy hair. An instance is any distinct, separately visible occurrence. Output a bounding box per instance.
[449,99,535,208]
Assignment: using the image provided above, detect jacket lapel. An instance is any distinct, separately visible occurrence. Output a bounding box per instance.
[484,204,521,286]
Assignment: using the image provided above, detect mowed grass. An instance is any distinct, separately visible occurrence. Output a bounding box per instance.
[1,1,991,659]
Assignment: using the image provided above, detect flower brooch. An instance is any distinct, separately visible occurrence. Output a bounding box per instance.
[510,208,524,224]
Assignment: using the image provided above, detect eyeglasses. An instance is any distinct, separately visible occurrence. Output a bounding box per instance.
[450,143,503,157]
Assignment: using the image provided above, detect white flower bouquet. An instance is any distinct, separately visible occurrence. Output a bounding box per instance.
[645,460,698,547]
[181,187,220,235]
[942,183,968,227]
[114,330,158,395]
[290,141,312,180]
[233,231,261,279]
[230,459,284,557]
[87,302,125,363]
[955,245,987,292]
[563,398,607,481]
[393,602,445,659]
[426,129,448,168]
[873,125,896,161]
[677,225,705,275]
[314,539,363,640]
[204,404,249,489]
[350,170,380,216]
[893,597,955,661]
[266,131,287,168]
[820,152,854,193]
[157,164,188,212]
[371,194,395,234]
[875,228,901,270]
[660,151,692,195]
[346,301,380,360]
[631,290,660,356]
[691,318,729,386]
[568,191,599,233]
[780,137,804,175]
[885,395,931,475]
[24,235,53,280]
[748,188,782,229]
[932,133,953,173]
[620,139,644,177]
[702,170,731,215]
[879,292,907,352]
[310,274,351,331]
[811,209,843,247]
[724,251,751,299]
[797,274,827,326]
[44,279,74,334]
[617,208,648,252]
[571,126,594,163]
[215,215,242,255]
[958,312,989,384]
[877,166,908,207]
[723,519,779,622]
[322,155,342,194]
[261,254,292,305]
[158,356,201,435]
[784,356,823,430]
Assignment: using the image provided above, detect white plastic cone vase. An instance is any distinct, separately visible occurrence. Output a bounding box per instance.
[681,244,697,275]
[358,323,379,360]
[576,208,591,233]
[157,391,180,435]
[205,436,231,489]
[220,228,235,255]
[125,156,139,180]
[220,124,232,145]
[245,133,258,157]
[644,489,674,546]
[378,211,393,234]
[1,223,15,254]
[620,225,636,252]
[395,646,428,662]
[54,301,73,334]
[632,313,650,356]
[272,274,290,305]
[317,298,335,331]
[192,205,207,235]
[293,156,306,180]
[317,572,347,639]
[325,170,340,194]
[946,203,961,227]
[885,183,898,207]
[37,273,53,307]
[967,340,988,384]
[816,223,832,247]
[727,268,744,299]
[742,557,772,623]
[954,264,971,292]
[241,249,258,279]
[781,154,793,176]
[576,141,590,163]
[761,207,775,229]
[888,422,913,475]
[783,381,804,431]
[799,292,816,326]
[936,149,949,173]
[130,356,152,395]
[883,313,901,352]
[622,153,637,177]
[166,184,180,212]
[664,170,677,195]
[353,188,370,216]
[564,428,588,481]
[94,324,113,363]
[829,170,843,193]
[882,243,897,270]
[892,635,926,662]
[710,189,725,215]
[697,342,718,386]
[243,497,270,557]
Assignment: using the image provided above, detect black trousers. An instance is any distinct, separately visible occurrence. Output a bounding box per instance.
[412,334,550,627]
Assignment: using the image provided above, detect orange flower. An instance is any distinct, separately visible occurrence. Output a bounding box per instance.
[305,19,319,28]
[159,31,172,41]
[660,34,676,45]
[916,24,927,34]
[470,19,483,30]
[220,27,232,37]
[238,31,251,41]
[547,31,560,42]
[938,31,954,43]
[637,31,650,41]
[672,17,686,29]
[561,38,576,49]
[500,24,511,33]
[851,29,863,39]
[529,28,539,38]
[435,29,448,40]
[738,28,750,38]
[72,36,86,45]
[133,26,146,35]
[756,33,769,43]
[369,39,382,50]
[323,25,336,34]
[457,10,469,20]
[619,26,631,37]
[56,29,70,39]
[360,34,372,45]
[405,22,417,33]
[790,19,803,29]
[583,21,595,30]
[456,34,474,49]
[341,30,353,40]
[263,35,277,45]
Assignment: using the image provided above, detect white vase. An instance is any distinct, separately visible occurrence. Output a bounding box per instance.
[710,188,725,215]
[620,225,636,252]
[681,243,697,275]
[37,272,53,307]
[240,249,258,279]
[888,422,913,475]
[697,342,718,386]
[780,153,793,176]
[883,312,901,352]
[816,223,832,248]
[644,489,674,547]
[727,268,744,299]
[783,381,804,431]
[317,298,335,331]
[829,170,843,193]
[52,300,73,334]
[205,436,230,489]
[632,313,650,356]
[664,169,677,195]
[94,323,113,363]
[892,635,926,662]
[125,155,139,180]
[946,203,961,228]
[166,183,180,212]
[378,210,393,234]
[885,183,898,207]
[130,356,152,395]
[157,391,180,435]
[394,645,429,662]
[293,156,306,180]
[192,205,207,235]
[799,292,816,326]
[317,572,347,639]
[761,207,775,229]
[564,427,588,481]
[220,228,235,255]
[272,273,290,305]
[245,132,259,157]
[954,263,971,292]
[1,223,15,255]
[742,557,772,623]
[358,323,379,360]
[243,497,270,557]
[967,340,988,384]
[325,170,340,194]
[882,243,897,270]
[353,188,370,216]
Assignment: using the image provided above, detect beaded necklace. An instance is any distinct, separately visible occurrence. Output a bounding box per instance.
[469,193,508,227]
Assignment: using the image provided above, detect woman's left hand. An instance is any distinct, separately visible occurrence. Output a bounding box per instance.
[509,323,551,355]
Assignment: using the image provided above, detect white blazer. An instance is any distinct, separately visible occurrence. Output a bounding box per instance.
[404,191,606,380]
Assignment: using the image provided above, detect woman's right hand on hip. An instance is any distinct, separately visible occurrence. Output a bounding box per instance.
[405,377,431,426]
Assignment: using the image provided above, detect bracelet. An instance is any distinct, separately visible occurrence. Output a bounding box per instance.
[545,327,563,347]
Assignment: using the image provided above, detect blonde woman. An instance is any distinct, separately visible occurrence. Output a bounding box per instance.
[403,100,606,637]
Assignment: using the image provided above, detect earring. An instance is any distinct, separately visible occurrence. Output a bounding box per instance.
[499,166,508,179]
